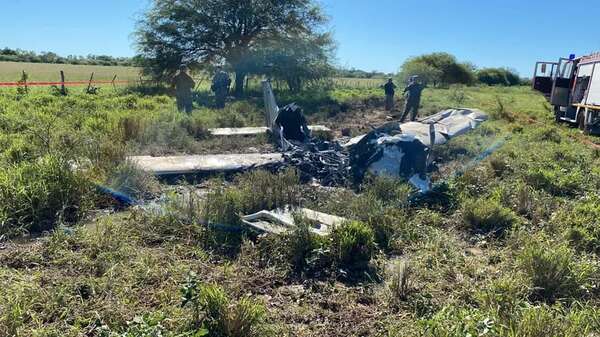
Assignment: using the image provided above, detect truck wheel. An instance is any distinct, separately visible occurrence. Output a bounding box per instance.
[577,112,586,131]
[554,106,562,122]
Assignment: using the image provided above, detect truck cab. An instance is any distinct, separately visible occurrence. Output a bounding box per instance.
[533,53,600,134]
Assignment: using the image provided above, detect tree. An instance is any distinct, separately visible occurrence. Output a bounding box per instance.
[398,61,443,86]
[477,68,521,86]
[398,52,475,86]
[136,0,328,97]
[247,33,335,92]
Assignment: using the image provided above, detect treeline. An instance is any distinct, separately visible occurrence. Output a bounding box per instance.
[0,48,139,67]
[398,52,525,87]
[335,68,391,79]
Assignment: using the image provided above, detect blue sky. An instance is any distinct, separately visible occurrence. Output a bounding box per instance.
[1,0,599,76]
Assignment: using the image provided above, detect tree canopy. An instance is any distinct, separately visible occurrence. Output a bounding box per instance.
[398,52,475,86]
[136,0,331,96]
[477,68,521,86]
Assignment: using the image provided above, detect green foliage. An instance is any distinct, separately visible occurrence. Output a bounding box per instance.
[524,167,584,196]
[478,67,522,86]
[203,169,300,226]
[398,52,475,86]
[0,155,93,235]
[241,33,335,92]
[105,160,160,200]
[181,273,267,337]
[554,196,600,253]
[281,217,330,275]
[136,0,329,96]
[330,221,376,273]
[517,241,597,303]
[462,198,517,236]
[0,48,137,66]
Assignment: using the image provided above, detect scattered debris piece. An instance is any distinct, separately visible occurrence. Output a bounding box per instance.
[280,139,351,186]
[128,153,284,176]
[241,206,348,236]
[208,125,332,137]
[346,108,488,191]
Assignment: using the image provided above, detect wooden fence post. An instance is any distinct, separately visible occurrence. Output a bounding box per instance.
[22,70,28,93]
[60,70,66,95]
[86,72,94,93]
[111,74,117,90]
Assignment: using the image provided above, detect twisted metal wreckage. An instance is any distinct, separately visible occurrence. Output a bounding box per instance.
[129,80,488,235]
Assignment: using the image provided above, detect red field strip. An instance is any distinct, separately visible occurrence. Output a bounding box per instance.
[0,80,132,87]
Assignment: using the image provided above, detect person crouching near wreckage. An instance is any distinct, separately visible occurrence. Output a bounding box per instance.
[400,75,424,122]
[274,103,311,148]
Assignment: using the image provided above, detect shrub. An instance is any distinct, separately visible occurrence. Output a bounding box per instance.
[203,169,300,226]
[280,217,331,276]
[524,167,583,196]
[462,198,517,236]
[551,197,600,254]
[0,155,93,235]
[363,176,412,208]
[366,208,408,252]
[105,161,160,200]
[477,68,521,86]
[330,221,376,273]
[388,259,413,305]
[517,241,596,303]
[181,273,267,337]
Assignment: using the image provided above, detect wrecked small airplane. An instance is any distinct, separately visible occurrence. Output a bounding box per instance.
[263,80,488,192]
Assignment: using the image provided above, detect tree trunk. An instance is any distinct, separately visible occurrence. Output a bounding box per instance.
[234,69,246,97]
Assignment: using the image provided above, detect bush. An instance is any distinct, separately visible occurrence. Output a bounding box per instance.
[363,176,412,208]
[105,161,160,200]
[281,216,331,276]
[398,52,475,86]
[477,68,521,86]
[0,156,93,235]
[181,274,267,337]
[462,198,517,236]
[330,221,376,273]
[518,241,596,303]
[203,169,300,226]
[556,197,600,253]
[524,167,584,196]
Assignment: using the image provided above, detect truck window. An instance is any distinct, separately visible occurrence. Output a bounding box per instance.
[573,63,594,104]
[536,62,555,77]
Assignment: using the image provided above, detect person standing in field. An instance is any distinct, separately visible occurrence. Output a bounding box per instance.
[382,78,397,111]
[172,65,196,113]
[400,75,424,122]
[211,67,231,109]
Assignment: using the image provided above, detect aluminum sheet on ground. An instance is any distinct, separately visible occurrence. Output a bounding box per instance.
[129,153,284,175]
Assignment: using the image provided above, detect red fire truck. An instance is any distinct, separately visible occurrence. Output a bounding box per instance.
[533,53,600,135]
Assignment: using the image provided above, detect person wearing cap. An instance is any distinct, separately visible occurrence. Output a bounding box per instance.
[382,78,397,111]
[172,65,196,113]
[401,75,424,122]
[211,67,231,109]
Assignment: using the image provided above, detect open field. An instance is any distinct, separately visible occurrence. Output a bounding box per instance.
[0,61,142,82]
[0,84,599,336]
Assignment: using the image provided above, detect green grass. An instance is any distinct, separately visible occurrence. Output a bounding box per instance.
[1,83,599,336]
[0,61,142,82]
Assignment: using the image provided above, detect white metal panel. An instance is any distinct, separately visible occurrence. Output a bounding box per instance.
[578,63,594,77]
[586,63,600,106]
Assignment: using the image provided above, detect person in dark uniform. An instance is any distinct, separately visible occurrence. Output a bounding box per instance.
[383,78,397,111]
[275,103,311,142]
[172,65,196,113]
[401,75,424,122]
[211,67,231,109]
